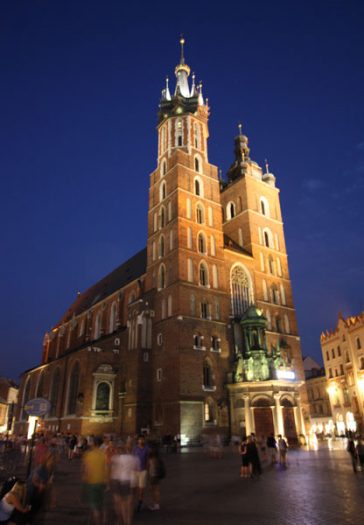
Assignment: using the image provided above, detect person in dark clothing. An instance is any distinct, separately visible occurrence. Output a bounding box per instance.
[266,434,277,464]
[347,438,358,473]
[246,436,261,478]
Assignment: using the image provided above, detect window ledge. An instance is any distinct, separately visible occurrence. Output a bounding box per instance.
[210,348,221,353]
[202,385,216,392]
[193,345,206,351]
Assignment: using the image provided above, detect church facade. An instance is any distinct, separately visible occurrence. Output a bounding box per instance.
[15,41,307,443]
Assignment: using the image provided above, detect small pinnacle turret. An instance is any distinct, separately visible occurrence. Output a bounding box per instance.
[226,123,251,181]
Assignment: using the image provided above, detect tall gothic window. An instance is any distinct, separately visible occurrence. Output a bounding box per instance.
[158,264,166,289]
[199,262,209,286]
[196,204,204,224]
[159,235,165,258]
[67,362,80,415]
[230,265,252,316]
[109,302,117,333]
[95,382,110,411]
[198,233,206,254]
[36,371,45,398]
[203,360,213,389]
[176,119,183,146]
[49,368,60,417]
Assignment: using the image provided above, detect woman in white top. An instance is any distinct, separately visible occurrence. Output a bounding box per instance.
[0,481,30,524]
[110,441,139,525]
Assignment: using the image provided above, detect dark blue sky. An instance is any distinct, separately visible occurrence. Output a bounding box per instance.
[1,0,363,380]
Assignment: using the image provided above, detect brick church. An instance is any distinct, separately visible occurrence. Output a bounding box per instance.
[15,40,307,443]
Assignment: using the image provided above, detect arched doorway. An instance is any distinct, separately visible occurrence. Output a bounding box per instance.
[281,398,297,445]
[253,398,274,438]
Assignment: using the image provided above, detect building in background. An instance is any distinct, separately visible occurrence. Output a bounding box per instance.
[0,378,18,434]
[303,357,332,438]
[321,311,364,434]
[15,40,306,443]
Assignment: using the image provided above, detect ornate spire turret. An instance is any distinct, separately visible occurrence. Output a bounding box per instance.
[226,123,251,181]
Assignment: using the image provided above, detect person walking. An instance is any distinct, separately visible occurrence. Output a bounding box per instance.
[110,441,139,525]
[246,435,262,478]
[266,434,277,465]
[239,437,250,478]
[347,437,358,473]
[132,435,150,512]
[82,436,107,525]
[277,435,288,467]
[148,447,165,511]
[356,437,364,470]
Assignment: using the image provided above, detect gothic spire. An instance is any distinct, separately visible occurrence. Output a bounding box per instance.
[174,37,191,98]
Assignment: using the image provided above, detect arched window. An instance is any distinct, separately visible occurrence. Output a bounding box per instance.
[109,302,117,333]
[159,235,165,258]
[93,312,102,340]
[36,372,45,398]
[158,264,166,289]
[194,156,201,172]
[199,262,209,287]
[159,206,166,229]
[276,317,282,333]
[160,158,167,177]
[260,197,270,217]
[67,362,80,415]
[196,203,205,224]
[262,280,268,301]
[268,256,275,274]
[357,338,362,350]
[49,368,60,417]
[208,206,213,226]
[160,127,166,154]
[230,264,253,316]
[226,202,236,220]
[203,360,214,389]
[160,181,166,202]
[176,118,183,146]
[194,177,203,196]
[169,229,173,250]
[95,382,110,411]
[263,228,273,248]
[197,232,207,254]
[168,201,172,221]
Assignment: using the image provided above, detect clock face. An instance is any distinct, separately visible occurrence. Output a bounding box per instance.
[176,107,183,114]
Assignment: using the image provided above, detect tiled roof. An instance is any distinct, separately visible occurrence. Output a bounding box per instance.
[58,247,147,324]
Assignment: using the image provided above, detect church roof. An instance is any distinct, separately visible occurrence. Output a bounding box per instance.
[223,234,252,256]
[58,247,147,324]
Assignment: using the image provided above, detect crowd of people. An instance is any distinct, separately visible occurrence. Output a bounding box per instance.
[238,433,289,479]
[0,432,166,525]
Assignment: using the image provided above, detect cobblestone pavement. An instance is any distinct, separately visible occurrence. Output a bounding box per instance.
[21,446,364,525]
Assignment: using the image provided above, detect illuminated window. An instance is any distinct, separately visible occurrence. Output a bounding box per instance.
[198,232,207,254]
[196,203,205,224]
[199,262,209,286]
[230,264,253,316]
[226,202,236,220]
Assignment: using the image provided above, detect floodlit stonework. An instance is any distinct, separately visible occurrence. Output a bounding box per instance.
[321,311,364,434]
[15,41,307,443]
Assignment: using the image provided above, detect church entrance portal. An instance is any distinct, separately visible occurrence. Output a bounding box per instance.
[253,406,274,437]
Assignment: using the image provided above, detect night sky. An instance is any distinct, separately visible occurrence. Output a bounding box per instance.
[1,0,363,381]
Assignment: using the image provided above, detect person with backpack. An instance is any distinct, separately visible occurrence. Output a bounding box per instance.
[148,447,165,511]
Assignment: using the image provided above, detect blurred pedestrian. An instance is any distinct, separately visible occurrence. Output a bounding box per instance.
[356,437,364,470]
[148,447,165,510]
[246,436,261,478]
[266,434,277,464]
[82,436,107,525]
[239,437,250,478]
[277,435,288,467]
[347,437,358,473]
[133,435,150,512]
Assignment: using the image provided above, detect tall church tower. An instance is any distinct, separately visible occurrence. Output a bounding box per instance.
[145,39,231,441]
